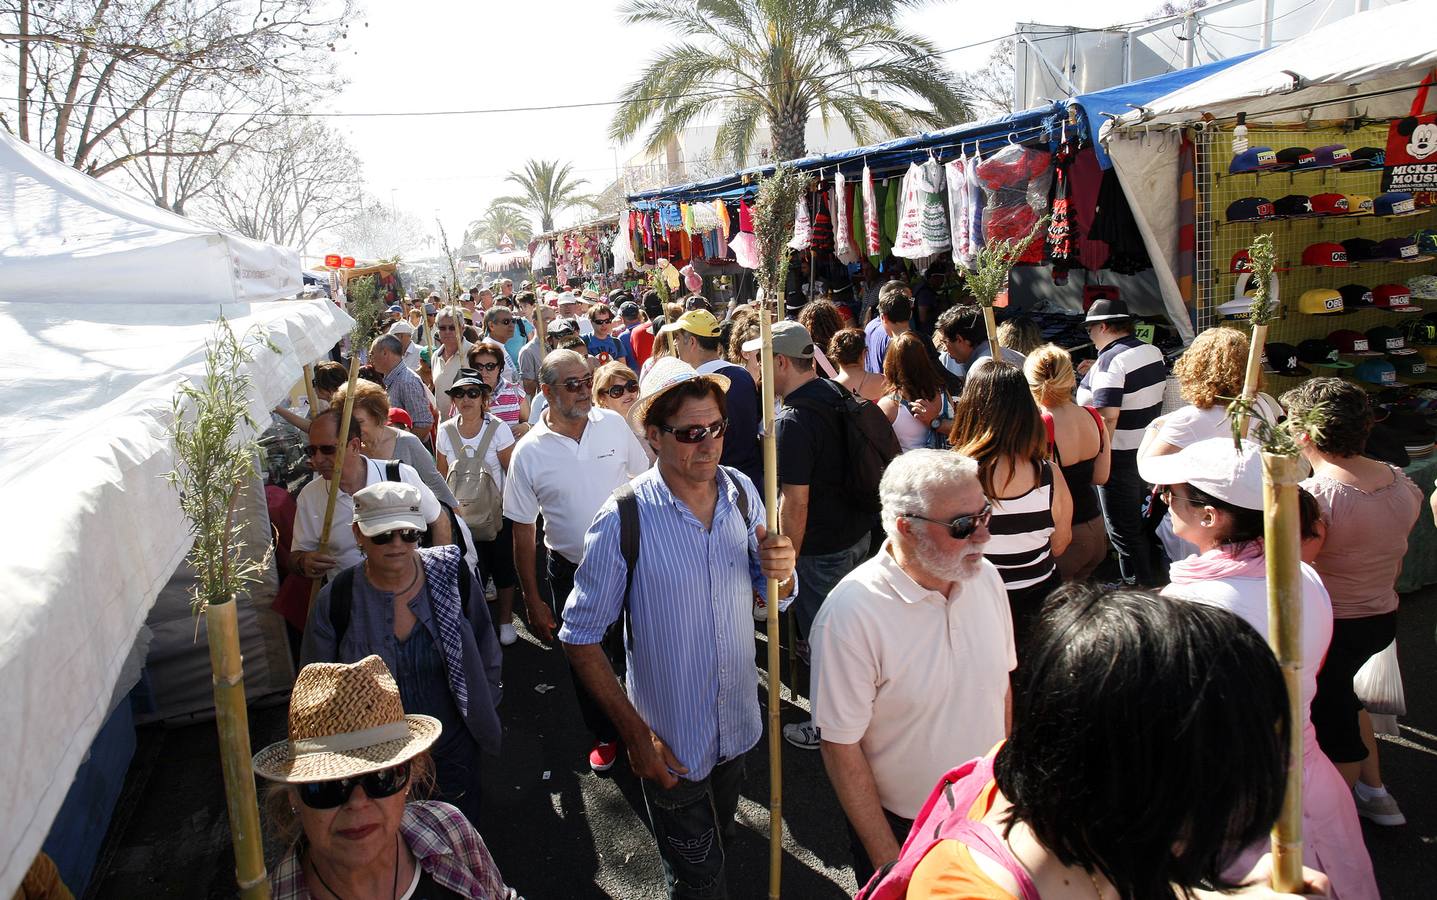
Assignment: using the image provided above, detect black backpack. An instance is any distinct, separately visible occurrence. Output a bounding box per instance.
[784,379,899,515]
[328,561,471,644]
[380,460,471,560]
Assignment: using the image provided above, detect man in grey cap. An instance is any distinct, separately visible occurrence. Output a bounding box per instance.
[748,321,885,750]
[388,320,422,372]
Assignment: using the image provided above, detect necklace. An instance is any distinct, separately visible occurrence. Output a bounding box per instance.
[307,833,400,899]
[1087,869,1104,899]
[367,556,421,598]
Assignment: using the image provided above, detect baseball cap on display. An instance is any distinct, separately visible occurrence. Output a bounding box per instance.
[1373,283,1423,313]
[1297,338,1355,369]
[1407,275,1437,300]
[1341,147,1385,170]
[1226,197,1276,222]
[1366,325,1406,351]
[1301,242,1349,267]
[1355,358,1398,385]
[1274,194,1315,217]
[1388,352,1430,377]
[1229,250,1289,274]
[1230,147,1278,173]
[1337,284,1375,310]
[1272,147,1316,170]
[1375,191,1420,217]
[1261,342,1311,376]
[1298,288,1345,315]
[1405,319,1437,345]
[1415,230,1437,256]
[1340,238,1382,263]
[1309,193,1351,215]
[1220,274,1280,319]
[1344,194,1376,217]
[1312,144,1354,168]
[1378,236,1433,264]
[1328,329,1379,355]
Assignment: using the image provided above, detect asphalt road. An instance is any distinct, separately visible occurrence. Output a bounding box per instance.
[89,589,1437,899]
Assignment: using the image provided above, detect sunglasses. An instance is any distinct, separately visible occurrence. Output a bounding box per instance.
[903,503,993,540]
[304,444,337,457]
[449,386,491,400]
[492,318,513,326]
[560,375,594,393]
[602,379,639,398]
[658,418,729,443]
[592,316,612,324]
[369,529,422,545]
[296,761,411,810]
[1158,487,1205,507]
[437,324,457,332]
[472,361,501,372]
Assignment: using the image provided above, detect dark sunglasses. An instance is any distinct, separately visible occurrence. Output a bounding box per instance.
[560,374,594,393]
[473,361,501,372]
[296,761,411,810]
[591,316,612,324]
[492,317,513,326]
[437,324,457,332]
[369,528,422,545]
[602,379,640,399]
[658,418,729,443]
[449,386,491,400]
[304,444,337,457]
[903,503,993,540]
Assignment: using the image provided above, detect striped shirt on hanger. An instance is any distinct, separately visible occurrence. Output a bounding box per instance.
[983,461,1057,592]
[1076,334,1166,451]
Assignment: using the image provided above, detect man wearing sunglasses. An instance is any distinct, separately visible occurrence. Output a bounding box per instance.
[808,449,1013,888]
[584,302,624,363]
[503,349,649,773]
[561,362,796,898]
[369,334,435,443]
[663,308,763,487]
[479,306,520,383]
[432,308,472,419]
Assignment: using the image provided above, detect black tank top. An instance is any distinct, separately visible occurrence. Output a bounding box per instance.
[1045,407,1104,525]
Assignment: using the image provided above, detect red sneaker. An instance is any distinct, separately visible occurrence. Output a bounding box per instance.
[589,740,620,773]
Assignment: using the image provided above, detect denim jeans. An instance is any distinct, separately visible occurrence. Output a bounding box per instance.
[549,551,624,743]
[642,755,747,900]
[794,533,872,639]
[1096,450,1155,586]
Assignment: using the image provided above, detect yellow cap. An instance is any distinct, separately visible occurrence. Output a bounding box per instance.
[1298,288,1344,315]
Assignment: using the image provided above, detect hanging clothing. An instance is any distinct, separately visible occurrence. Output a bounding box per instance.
[1047,143,1076,283]
[810,191,834,253]
[976,144,1053,265]
[945,157,974,270]
[1089,166,1151,275]
[833,173,859,264]
[1177,135,1197,307]
[730,199,760,269]
[862,163,882,257]
[1066,145,1109,272]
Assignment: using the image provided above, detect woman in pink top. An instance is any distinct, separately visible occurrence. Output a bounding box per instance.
[1284,379,1423,828]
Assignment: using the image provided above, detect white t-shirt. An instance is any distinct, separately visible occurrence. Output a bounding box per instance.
[292,457,443,570]
[502,407,650,564]
[811,546,1016,819]
[1148,394,1281,450]
[436,414,516,493]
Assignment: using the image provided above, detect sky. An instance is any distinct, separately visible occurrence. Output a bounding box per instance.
[327,0,1165,254]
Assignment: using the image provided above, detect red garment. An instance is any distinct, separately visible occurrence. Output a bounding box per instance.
[1067,146,1110,271]
[631,321,657,365]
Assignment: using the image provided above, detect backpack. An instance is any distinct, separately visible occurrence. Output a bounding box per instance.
[785,379,900,515]
[442,419,504,541]
[613,467,751,644]
[328,560,471,646]
[379,461,471,560]
[858,754,1040,900]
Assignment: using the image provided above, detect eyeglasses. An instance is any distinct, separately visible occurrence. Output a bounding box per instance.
[903,503,993,540]
[473,361,501,372]
[492,318,513,326]
[369,528,422,545]
[560,374,594,393]
[1159,487,1206,507]
[602,379,639,399]
[437,325,457,332]
[449,386,491,400]
[296,761,411,810]
[304,444,337,457]
[658,418,729,443]
[592,316,612,325]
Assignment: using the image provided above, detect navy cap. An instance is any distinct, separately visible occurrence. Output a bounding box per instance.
[1337,284,1375,309]
[1227,197,1276,222]
[1273,146,1317,170]
[1375,192,1419,217]
[1378,236,1432,264]
[1355,358,1397,385]
[1229,147,1278,174]
[1312,145,1354,168]
[1388,353,1430,376]
[1261,342,1310,376]
[1341,238,1383,263]
[1297,338,1354,369]
[1341,147,1385,170]
[1366,325,1406,351]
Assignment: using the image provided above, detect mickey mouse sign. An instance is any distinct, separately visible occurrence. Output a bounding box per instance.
[1383,70,1437,192]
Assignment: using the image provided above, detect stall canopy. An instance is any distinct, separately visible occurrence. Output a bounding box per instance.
[0,128,351,896]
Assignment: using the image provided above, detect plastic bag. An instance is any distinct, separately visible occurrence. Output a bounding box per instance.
[1353,639,1405,716]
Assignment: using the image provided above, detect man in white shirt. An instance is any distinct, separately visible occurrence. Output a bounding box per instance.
[811,449,1014,887]
[291,409,453,579]
[388,320,423,372]
[504,348,649,771]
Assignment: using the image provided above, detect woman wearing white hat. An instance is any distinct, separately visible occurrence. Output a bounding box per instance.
[255,655,514,899]
[1141,439,1378,900]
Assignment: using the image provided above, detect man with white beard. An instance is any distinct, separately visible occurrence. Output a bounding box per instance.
[809,449,1016,888]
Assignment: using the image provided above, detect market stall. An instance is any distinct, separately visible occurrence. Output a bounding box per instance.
[530,213,619,284]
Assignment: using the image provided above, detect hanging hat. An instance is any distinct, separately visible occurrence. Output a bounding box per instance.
[252,655,441,784]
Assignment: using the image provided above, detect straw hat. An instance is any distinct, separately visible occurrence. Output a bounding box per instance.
[633,357,730,426]
[252,655,441,784]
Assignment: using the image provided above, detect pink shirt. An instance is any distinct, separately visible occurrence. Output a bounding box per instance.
[1303,465,1422,618]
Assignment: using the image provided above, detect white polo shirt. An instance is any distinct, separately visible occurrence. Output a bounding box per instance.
[292,457,443,570]
[503,406,650,564]
[810,544,1015,819]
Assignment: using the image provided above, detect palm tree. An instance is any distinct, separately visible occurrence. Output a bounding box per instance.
[496,159,596,233]
[464,202,534,252]
[609,0,971,166]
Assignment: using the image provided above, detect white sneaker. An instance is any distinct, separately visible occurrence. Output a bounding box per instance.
[498,623,518,646]
[1353,785,1406,826]
[782,721,821,750]
[752,592,768,622]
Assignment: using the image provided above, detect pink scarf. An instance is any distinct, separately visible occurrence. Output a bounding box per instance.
[1167,544,1267,584]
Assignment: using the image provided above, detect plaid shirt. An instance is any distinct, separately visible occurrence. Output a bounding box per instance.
[270,801,516,899]
[384,362,435,429]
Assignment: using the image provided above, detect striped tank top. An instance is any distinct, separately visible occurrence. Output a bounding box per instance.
[983,460,1057,593]
[489,380,524,426]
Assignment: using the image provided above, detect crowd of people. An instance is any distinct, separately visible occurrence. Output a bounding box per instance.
[262,270,1430,899]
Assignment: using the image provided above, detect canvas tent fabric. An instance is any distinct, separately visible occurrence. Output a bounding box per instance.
[0,128,351,897]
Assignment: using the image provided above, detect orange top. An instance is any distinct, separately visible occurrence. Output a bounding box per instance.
[907,778,1023,900]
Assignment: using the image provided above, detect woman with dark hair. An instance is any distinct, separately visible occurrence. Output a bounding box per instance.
[467,342,530,440]
[949,362,1071,651]
[798,298,845,367]
[1284,377,1422,827]
[879,332,949,451]
[829,328,886,403]
[890,585,1327,900]
[1143,438,1377,899]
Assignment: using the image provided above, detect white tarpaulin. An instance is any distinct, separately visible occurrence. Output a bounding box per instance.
[0,129,351,896]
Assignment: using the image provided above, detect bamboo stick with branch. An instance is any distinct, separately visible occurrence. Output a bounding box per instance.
[965,217,1048,347]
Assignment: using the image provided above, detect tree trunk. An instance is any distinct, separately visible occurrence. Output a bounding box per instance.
[770,102,809,163]
[17,0,29,141]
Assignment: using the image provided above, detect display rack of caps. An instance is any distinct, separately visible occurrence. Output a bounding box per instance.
[1225,190,1430,225]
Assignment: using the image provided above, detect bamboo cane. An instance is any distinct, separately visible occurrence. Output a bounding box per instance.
[1261,452,1306,892]
[302,363,320,421]
[207,595,270,899]
[308,354,363,605]
[981,305,999,351]
[758,290,784,900]
[1234,323,1269,438]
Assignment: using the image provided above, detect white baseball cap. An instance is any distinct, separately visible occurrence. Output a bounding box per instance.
[388,321,415,336]
[1137,438,1293,512]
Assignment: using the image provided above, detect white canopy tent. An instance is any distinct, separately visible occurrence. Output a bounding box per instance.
[1100,0,1437,339]
[0,129,351,896]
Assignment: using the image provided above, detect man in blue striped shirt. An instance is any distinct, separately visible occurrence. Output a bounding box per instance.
[560,362,796,900]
